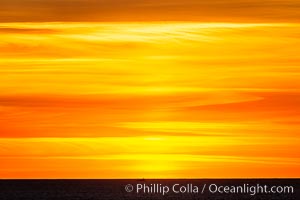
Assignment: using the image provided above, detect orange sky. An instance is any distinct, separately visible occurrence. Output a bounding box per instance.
[0,1,300,179]
[1,0,300,22]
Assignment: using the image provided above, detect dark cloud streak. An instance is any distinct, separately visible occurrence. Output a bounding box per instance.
[0,0,300,22]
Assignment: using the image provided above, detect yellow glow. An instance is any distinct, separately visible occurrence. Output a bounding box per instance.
[0,22,300,178]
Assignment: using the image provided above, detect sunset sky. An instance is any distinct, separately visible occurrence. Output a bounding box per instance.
[0,1,300,178]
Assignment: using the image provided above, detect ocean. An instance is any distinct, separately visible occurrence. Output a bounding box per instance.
[0,179,299,200]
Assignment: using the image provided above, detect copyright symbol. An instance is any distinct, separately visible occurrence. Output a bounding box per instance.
[125,184,134,193]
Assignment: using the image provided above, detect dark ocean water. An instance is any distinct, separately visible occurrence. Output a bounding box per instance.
[0,179,299,200]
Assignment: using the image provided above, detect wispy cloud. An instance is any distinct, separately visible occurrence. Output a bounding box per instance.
[0,22,299,178]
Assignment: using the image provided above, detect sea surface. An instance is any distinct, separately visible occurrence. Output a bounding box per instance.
[0,179,299,200]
